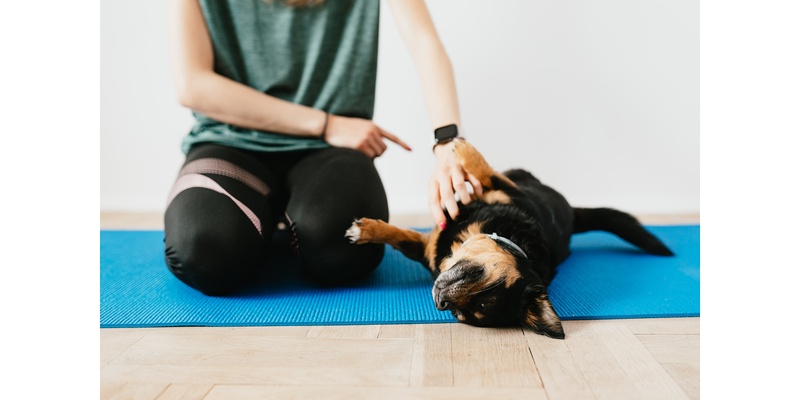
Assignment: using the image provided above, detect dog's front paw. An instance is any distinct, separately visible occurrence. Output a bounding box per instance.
[452,138,492,185]
[346,218,381,244]
[345,220,363,243]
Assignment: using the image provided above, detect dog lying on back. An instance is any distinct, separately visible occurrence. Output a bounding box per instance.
[345,139,673,339]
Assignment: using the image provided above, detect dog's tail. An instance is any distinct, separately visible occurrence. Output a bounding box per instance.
[572,208,674,256]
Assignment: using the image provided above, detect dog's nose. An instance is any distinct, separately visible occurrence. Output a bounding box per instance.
[435,293,456,311]
[433,290,455,311]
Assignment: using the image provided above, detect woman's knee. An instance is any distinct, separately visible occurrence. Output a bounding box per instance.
[164,232,266,296]
[289,148,389,218]
[286,214,383,286]
[164,190,269,296]
[285,146,391,285]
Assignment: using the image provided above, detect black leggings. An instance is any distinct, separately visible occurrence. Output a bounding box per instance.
[163,143,389,296]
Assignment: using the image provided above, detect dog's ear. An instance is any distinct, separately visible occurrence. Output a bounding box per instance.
[521,284,565,339]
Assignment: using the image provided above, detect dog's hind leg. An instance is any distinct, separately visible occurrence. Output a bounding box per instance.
[346,218,434,270]
[452,138,517,192]
[573,208,674,256]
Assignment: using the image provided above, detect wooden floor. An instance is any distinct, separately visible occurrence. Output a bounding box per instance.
[100,212,700,400]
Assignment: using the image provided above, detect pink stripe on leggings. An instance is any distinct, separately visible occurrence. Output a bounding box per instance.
[179,158,269,196]
[166,173,262,235]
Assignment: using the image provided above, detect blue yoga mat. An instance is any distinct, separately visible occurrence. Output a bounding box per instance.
[100,225,699,328]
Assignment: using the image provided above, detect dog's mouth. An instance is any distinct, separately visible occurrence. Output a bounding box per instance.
[433,280,517,326]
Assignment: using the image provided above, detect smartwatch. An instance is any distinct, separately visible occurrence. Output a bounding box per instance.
[434,124,459,146]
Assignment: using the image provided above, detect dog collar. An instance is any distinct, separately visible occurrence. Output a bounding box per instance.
[462,232,528,259]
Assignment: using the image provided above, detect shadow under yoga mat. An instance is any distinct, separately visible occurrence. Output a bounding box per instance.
[100,225,699,328]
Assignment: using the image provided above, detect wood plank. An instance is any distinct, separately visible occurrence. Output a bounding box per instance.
[101,330,144,368]
[378,324,417,339]
[450,324,542,387]
[638,335,700,365]
[635,214,699,225]
[101,364,411,387]
[410,324,453,387]
[100,382,168,400]
[624,317,700,335]
[155,384,213,400]
[109,334,412,368]
[564,320,688,400]
[101,212,163,229]
[103,334,414,386]
[638,335,700,400]
[388,214,433,229]
[216,326,310,336]
[523,321,596,400]
[306,325,381,339]
[203,385,548,400]
[660,363,700,400]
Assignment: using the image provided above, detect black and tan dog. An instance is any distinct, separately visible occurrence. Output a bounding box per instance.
[345,139,673,339]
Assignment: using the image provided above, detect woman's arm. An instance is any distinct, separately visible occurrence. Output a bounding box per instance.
[166,0,410,158]
[167,0,326,136]
[386,0,483,227]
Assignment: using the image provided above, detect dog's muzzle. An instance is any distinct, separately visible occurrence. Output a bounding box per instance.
[432,263,482,311]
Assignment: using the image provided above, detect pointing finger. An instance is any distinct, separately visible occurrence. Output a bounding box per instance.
[379,128,413,151]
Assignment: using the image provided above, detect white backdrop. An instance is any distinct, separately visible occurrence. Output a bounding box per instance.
[101,0,699,216]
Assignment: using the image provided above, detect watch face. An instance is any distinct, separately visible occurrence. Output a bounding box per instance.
[435,124,458,141]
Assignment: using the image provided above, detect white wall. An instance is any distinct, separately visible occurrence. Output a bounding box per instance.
[101,0,699,216]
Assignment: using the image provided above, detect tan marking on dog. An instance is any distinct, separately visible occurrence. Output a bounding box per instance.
[524,311,539,327]
[473,311,484,320]
[441,235,522,288]
[480,191,512,205]
[453,139,494,188]
[453,222,486,250]
[425,226,442,271]
[524,294,562,331]
[538,295,560,326]
[452,139,517,190]
[432,222,480,273]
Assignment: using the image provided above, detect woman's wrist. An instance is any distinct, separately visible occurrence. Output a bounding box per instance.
[433,140,455,158]
[320,111,330,141]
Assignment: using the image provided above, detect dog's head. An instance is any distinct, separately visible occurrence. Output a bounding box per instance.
[432,232,564,339]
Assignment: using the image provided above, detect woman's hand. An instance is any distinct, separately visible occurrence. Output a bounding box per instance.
[429,141,484,229]
[324,114,412,158]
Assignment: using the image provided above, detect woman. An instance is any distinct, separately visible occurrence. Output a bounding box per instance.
[165,0,483,295]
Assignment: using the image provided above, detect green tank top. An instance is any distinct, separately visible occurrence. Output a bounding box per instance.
[182,0,381,154]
